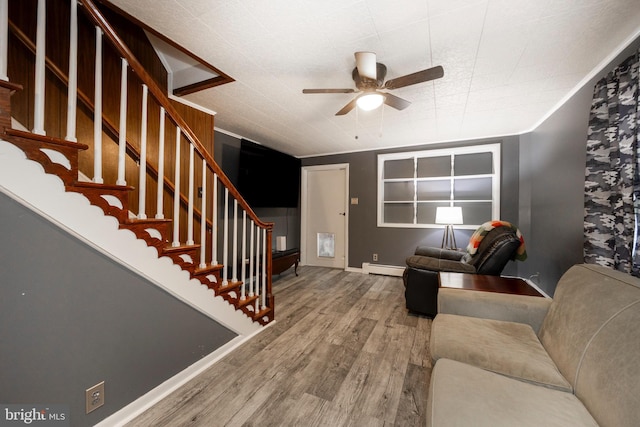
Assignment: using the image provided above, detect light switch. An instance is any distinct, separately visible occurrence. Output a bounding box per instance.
[351,197,359,205]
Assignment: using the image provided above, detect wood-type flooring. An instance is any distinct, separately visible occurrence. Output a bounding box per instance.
[126,266,433,427]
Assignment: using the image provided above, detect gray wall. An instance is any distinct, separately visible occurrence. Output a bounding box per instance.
[0,192,237,427]
[301,136,521,277]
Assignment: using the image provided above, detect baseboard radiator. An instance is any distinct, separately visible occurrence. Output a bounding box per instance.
[361,263,405,277]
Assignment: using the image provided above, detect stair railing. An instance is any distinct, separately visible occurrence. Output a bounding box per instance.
[2,0,274,323]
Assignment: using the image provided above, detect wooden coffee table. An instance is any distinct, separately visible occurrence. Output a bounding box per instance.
[438,272,544,297]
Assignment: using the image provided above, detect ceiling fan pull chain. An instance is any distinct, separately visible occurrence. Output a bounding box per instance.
[355,106,359,139]
[379,104,384,137]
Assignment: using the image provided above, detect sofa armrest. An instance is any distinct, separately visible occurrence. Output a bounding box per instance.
[414,246,466,261]
[406,255,476,273]
[437,289,552,333]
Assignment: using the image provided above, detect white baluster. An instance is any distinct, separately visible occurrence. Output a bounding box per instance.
[0,0,8,81]
[137,84,148,219]
[65,0,78,142]
[155,107,165,219]
[222,188,229,286]
[211,174,218,265]
[232,199,238,282]
[32,0,46,135]
[187,143,195,245]
[199,159,207,268]
[92,27,103,184]
[249,220,255,297]
[116,58,128,186]
[262,228,267,309]
[240,210,247,300]
[255,224,260,298]
[172,127,181,247]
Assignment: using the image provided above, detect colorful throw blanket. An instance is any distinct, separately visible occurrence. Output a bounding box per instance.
[466,220,527,261]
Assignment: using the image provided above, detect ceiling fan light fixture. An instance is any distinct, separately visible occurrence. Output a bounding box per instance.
[302,51,444,116]
[357,93,384,111]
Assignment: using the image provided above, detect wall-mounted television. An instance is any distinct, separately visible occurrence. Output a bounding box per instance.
[238,139,301,208]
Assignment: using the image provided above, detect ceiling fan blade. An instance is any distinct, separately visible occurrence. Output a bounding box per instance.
[383,65,444,90]
[336,98,358,116]
[355,51,377,80]
[303,88,356,94]
[383,92,411,110]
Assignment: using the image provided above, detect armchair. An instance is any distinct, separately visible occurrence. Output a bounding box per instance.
[403,221,526,317]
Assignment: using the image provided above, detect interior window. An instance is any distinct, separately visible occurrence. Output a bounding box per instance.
[377,143,501,228]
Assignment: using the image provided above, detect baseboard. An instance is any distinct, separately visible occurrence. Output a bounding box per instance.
[94,322,274,426]
[361,262,404,277]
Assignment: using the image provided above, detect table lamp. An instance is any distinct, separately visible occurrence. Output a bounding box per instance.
[435,206,463,250]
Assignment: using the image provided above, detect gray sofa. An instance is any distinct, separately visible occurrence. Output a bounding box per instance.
[427,263,640,427]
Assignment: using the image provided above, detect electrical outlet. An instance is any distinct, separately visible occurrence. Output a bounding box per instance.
[373,253,378,261]
[85,381,105,414]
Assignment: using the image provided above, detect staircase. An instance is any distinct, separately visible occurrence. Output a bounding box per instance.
[0,0,274,332]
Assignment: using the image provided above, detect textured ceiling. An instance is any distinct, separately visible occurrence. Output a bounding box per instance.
[107,0,640,158]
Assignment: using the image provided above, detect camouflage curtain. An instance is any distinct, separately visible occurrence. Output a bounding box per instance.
[584,49,640,276]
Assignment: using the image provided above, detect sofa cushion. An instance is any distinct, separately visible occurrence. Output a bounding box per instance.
[431,314,571,391]
[427,359,599,427]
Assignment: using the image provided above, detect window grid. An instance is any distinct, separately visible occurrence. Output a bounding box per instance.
[377,144,500,228]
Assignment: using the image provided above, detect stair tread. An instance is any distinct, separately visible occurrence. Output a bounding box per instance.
[237,294,259,308]
[162,245,200,255]
[253,306,274,324]
[217,280,243,293]
[122,217,173,225]
[5,128,89,150]
[70,180,135,191]
[194,263,223,274]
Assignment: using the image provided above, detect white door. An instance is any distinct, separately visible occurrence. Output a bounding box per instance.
[301,164,348,269]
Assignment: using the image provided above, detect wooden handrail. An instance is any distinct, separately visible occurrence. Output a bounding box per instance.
[7,19,217,229]
[79,0,272,231]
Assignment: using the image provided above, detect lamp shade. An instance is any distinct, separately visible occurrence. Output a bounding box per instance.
[356,93,384,111]
[435,206,463,225]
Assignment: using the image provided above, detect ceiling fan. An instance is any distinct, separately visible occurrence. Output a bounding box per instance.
[302,52,444,116]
